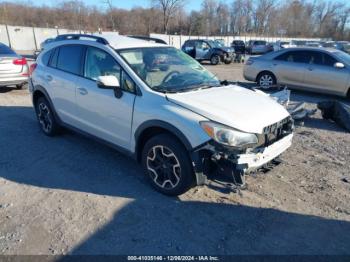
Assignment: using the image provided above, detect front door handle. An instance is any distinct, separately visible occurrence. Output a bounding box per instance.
[78,88,88,95]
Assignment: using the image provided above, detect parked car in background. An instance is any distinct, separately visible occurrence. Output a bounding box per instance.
[273,41,291,51]
[30,34,294,195]
[322,41,350,54]
[246,40,271,55]
[231,40,246,54]
[34,38,56,58]
[244,47,350,97]
[0,43,28,89]
[305,41,322,48]
[214,39,225,47]
[40,38,55,50]
[182,39,234,65]
[290,40,306,47]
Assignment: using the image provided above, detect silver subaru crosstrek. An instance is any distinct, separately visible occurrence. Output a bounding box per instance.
[29,34,294,196]
[244,47,350,97]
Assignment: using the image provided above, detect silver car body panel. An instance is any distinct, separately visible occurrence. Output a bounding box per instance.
[243,47,350,97]
[0,54,29,86]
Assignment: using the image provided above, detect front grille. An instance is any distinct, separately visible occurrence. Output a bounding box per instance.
[257,117,293,147]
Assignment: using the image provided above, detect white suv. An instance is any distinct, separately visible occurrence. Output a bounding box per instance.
[29,34,294,196]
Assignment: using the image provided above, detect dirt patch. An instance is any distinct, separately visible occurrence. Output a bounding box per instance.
[0,64,349,255]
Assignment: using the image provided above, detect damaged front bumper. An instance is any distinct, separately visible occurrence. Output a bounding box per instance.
[235,133,293,172]
[191,132,293,187]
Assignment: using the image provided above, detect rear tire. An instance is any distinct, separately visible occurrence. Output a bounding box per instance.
[210,55,220,65]
[257,72,276,90]
[35,97,60,136]
[141,134,195,196]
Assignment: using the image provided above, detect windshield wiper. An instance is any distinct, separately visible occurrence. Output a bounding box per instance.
[152,85,181,94]
[175,83,221,93]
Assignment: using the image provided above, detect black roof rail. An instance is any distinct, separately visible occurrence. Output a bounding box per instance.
[54,34,109,45]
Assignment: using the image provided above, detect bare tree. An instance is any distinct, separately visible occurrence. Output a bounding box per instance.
[151,0,184,34]
[0,0,350,40]
[102,0,116,31]
[252,0,275,35]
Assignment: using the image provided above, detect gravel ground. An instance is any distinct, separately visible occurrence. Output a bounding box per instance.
[0,63,350,255]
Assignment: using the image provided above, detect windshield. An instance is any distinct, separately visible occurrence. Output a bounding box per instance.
[207,40,221,48]
[214,40,225,47]
[119,47,220,93]
[255,41,267,45]
[233,41,244,46]
[334,51,350,65]
[342,44,350,54]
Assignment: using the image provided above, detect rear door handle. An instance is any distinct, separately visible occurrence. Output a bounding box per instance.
[78,88,88,95]
[45,75,53,82]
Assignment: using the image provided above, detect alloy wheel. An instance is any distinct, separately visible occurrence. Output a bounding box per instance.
[37,103,52,133]
[146,145,181,189]
[259,74,274,89]
[211,55,219,65]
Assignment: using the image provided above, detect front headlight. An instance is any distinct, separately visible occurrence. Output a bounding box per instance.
[200,121,258,148]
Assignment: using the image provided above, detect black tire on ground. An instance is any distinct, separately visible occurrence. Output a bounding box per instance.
[141,133,195,196]
[16,83,28,90]
[210,55,220,65]
[257,72,276,90]
[35,97,60,136]
[224,59,232,64]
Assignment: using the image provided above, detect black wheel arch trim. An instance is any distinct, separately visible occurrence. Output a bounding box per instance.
[134,120,194,153]
[135,120,210,186]
[256,70,277,83]
[32,85,62,124]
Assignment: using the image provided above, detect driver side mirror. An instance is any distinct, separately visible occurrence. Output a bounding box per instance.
[334,62,345,69]
[97,75,123,98]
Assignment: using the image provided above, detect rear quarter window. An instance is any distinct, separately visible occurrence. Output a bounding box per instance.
[41,49,53,65]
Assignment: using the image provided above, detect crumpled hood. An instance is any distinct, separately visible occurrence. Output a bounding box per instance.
[166,85,290,134]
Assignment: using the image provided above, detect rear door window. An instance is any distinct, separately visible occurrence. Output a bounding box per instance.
[56,45,85,75]
[275,51,311,63]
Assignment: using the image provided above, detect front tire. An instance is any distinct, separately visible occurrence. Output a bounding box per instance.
[35,97,60,136]
[210,55,220,65]
[257,72,276,90]
[141,134,195,196]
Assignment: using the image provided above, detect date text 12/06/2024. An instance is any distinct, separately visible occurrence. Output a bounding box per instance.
[127,256,219,261]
